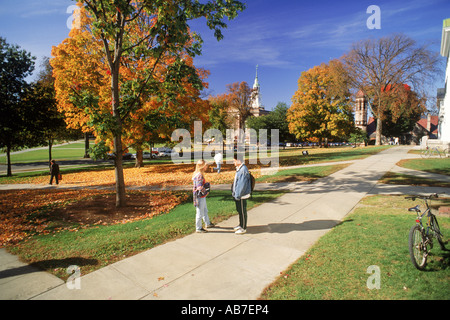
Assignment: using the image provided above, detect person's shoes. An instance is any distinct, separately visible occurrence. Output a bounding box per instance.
[235,228,246,235]
[233,225,241,231]
[206,223,215,229]
[196,228,207,233]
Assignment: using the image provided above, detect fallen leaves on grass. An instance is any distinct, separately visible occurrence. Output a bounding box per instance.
[12,163,263,188]
[0,189,188,247]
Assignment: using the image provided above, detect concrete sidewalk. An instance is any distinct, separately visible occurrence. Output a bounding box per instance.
[1,146,449,300]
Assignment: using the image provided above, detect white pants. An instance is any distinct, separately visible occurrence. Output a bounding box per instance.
[195,197,211,230]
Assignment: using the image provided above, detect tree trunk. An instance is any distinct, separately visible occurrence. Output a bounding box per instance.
[375,96,382,146]
[375,117,382,146]
[84,132,90,158]
[6,145,12,177]
[135,147,144,168]
[48,139,53,162]
[113,135,126,207]
[112,63,126,208]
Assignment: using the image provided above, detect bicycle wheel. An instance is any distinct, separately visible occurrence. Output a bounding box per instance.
[431,215,446,250]
[431,149,441,158]
[420,150,430,159]
[443,148,450,158]
[409,225,428,270]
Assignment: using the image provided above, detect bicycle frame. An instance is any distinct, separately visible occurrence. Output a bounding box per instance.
[413,207,434,247]
[406,193,446,270]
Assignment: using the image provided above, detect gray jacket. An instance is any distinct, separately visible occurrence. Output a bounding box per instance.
[232,164,251,200]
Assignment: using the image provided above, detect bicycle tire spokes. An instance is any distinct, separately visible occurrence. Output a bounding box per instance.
[409,225,428,270]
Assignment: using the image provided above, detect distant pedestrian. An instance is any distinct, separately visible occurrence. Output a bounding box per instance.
[49,160,60,185]
[192,159,214,233]
[213,151,223,173]
[231,154,252,234]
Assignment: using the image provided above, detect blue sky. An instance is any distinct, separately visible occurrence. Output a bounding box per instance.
[1,0,449,111]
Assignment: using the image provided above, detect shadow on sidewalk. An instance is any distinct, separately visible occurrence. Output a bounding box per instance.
[0,257,98,279]
[246,219,351,234]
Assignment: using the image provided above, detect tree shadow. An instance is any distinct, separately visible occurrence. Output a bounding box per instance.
[247,219,345,234]
[0,257,98,279]
[209,190,290,205]
[423,247,450,272]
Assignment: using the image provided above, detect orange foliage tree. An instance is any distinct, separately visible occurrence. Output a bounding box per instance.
[287,60,354,144]
[51,1,244,207]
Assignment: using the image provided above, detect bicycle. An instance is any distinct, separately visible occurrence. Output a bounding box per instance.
[420,146,450,158]
[406,193,446,270]
[420,146,439,158]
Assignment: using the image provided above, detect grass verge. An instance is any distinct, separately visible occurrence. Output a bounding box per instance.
[257,164,350,183]
[260,194,450,300]
[397,158,450,176]
[7,189,285,280]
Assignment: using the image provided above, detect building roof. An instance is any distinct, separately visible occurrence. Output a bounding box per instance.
[366,115,439,138]
[355,90,365,98]
[417,115,439,135]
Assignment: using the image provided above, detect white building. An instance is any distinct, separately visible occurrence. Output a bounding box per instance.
[249,65,270,117]
[439,18,450,144]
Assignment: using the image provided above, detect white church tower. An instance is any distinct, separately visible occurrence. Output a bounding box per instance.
[249,65,269,118]
[251,65,262,110]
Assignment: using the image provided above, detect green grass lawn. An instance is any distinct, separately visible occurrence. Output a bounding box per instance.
[398,158,450,176]
[0,142,87,163]
[380,158,450,188]
[7,189,285,280]
[260,195,450,300]
[257,164,350,183]
[277,145,391,166]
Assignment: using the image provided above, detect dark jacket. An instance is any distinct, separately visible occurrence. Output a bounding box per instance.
[50,163,60,175]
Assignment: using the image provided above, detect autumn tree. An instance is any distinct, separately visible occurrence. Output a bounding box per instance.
[287,60,354,144]
[343,33,441,145]
[0,37,35,176]
[23,58,80,162]
[208,94,232,138]
[226,81,254,143]
[52,1,245,207]
[247,102,295,142]
[126,62,211,167]
[378,84,426,138]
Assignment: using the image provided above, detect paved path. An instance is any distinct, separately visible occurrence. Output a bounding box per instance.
[0,146,449,300]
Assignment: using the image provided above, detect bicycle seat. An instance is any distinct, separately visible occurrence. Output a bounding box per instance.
[408,205,421,212]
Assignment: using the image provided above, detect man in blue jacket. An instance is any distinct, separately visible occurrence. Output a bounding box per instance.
[232,154,252,234]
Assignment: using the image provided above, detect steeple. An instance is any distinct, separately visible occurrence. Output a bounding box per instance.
[251,65,261,112]
[253,64,260,89]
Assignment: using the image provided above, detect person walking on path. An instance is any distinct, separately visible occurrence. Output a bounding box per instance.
[49,160,60,185]
[192,159,214,233]
[213,151,223,173]
[232,154,252,235]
